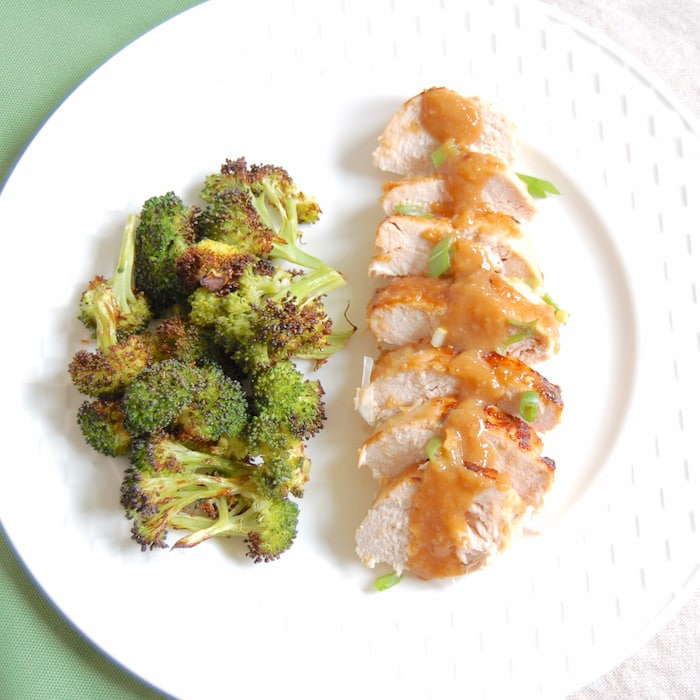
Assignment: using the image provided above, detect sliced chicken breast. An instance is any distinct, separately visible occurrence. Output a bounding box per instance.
[369,212,543,285]
[355,466,421,574]
[355,460,526,578]
[367,276,449,349]
[367,272,560,362]
[373,87,519,176]
[356,344,563,433]
[358,396,457,481]
[354,344,460,426]
[380,166,537,223]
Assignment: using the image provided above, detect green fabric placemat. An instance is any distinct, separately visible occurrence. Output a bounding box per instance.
[0,4,204,698]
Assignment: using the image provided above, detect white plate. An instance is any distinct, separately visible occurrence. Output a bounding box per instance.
[1,1,698,698]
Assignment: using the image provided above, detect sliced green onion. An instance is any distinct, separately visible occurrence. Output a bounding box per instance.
[428,236,453,278]
[425,435,444,461]
[516,172,560,198]
[394,204,434,217]
[431,138,460,169]
[519,390,540,422]
[375,571,404,591]
[503,318,538,347]
[543,292,570,323]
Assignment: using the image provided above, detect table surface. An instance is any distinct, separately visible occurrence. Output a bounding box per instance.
[1,1,698,699]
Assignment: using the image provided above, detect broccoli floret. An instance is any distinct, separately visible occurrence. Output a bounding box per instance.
[76,398,132,457]
[188,264,347,372]
[175,238,258,295]
[121,359,204,435]
[121,359,247,443]
[152,316,215,364]
[122,434,298,559]
[248,360,326,445]
[200,157,336,275]
[194,188,275,258]
[175,363,248,444]
[68,332,155,398]
[134,192,197,314]
[78,214,153,350]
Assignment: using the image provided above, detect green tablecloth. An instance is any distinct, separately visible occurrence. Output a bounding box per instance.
[0,5,203,698]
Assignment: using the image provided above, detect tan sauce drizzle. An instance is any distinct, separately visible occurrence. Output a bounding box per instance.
[407,430,491,579]
[437,239,554,353]
[419,87,506,218]
[441,152,506,216]
[407,403,512,579]
[400,88,556,580]
[419,87,483,148]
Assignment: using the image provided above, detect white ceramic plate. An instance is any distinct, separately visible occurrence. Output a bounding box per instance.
[1,1,698,698]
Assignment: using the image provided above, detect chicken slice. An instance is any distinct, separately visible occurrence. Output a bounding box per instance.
[355,467,421,574]
[380,167,537,223]
[446,402,556,508]
[355,344,563,433]
[355,461,526,578]
[367,276,449,349]
[369,212,543,286]
[354,344,460,426]
[367,272,560,362]
[373,88,519,176]
[356,397,555,579]
[358,396,457,481]
[469,351,563,432]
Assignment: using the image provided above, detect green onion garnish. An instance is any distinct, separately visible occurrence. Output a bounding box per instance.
[394,204,434,217]
[543,292,569,323]
[516,173,560,198]
[425,435,443,461]
[519,390,540,422]
[375,571,404,591]
[431,138,460,169]
[428,236,453,278]
[503,318,538,347]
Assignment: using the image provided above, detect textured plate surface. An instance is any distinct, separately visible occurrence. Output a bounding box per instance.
[0,1,698,698]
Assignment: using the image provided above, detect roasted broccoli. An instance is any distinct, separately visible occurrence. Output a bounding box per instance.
[76,398,132,457]
[247,360,326,447]
[188,263,347,371]
[151,315,219,365]
[68,332,155,398]
[194,188,275,258]
[133,192,197,314]
[78,214,153,350]
[122,433,299,559]
[200,157,338,275]
[69,155,353,563]
[175,238,258,295]
[121,359,247,442]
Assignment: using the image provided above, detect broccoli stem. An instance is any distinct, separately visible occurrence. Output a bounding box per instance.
[170,496,252,547]
[91,292,121,350]
[286,265,347,303]
[111,213,140,312]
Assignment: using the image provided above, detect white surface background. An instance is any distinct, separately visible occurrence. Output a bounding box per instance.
[545,1,699,697]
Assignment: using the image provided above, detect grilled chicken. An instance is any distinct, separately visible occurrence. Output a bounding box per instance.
[355,459,527,578]
[357,396,457,481]
[355,344,563,433]
[380,166,537,222]
[369,212,543,284]
[367,269,560,362]
[355,87,564,581]
[354,343,460,426]
[355,400,555,578]
[373,87,519,176]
